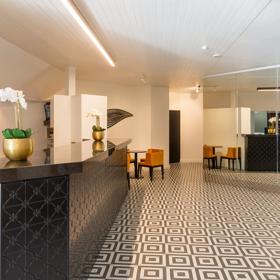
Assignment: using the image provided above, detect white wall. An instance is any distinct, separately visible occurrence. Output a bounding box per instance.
[76,81,171,166]
[151,86,169,165]
[0,102,46,155]
[204,91,231,108]
[169,91,203,162]
[203,108,247,169]
[52,95,71,147]
[76,80,152,151]
[204,91,280,111]
[71,94,108,143]
[204,108,238,149]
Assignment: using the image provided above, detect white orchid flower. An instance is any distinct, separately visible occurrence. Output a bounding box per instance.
[0,87,27,110]
[87,109,103,128]
[269,117,277,123]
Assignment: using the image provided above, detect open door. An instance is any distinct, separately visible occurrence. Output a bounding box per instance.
[169,110,180,163]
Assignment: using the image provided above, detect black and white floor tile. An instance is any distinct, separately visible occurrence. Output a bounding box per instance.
[91,163,280,280]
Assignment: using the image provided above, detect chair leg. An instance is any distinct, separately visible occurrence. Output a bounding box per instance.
[127,172,130,190]
[208,159,210,170]
[220,157,223,169]
[138,165,142,177]
[149,167,153,181]
[232,159,235,171]
[239,158,242,171]
[211,158,215,168]
[161,165,164,179]
[228,159,230,170]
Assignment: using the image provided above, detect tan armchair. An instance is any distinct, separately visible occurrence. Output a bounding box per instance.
[138,149,164,181]
[203,145,217,169]
[220,147,241,170]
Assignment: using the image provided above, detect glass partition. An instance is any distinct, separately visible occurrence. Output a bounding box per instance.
[203,74,238,169]
[203,67,279,175]
[236,68,279,173]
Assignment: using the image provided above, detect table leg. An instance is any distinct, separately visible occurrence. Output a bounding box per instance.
[134,153,138,178]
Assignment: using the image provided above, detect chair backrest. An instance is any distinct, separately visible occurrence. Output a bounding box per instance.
[226,147,241,158]
[203,145,214,157]
[146,149,164,166]
[127,150,131,170]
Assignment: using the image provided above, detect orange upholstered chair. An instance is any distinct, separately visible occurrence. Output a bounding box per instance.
[138,149,164,181]
[220,147,241,170]
[203,145,217,169]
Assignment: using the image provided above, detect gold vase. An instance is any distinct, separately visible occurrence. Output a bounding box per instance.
[92,141,105,152]
[3,138,33,161]
[92,130,105,141]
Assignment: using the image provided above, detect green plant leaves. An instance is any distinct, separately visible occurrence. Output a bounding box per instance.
[24,128,32,138]
[92,125,106,132]
[12,128,26,138]
[2,129,14,139]
[2,128,32,139]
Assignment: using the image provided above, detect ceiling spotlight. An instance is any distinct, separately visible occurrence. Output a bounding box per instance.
[195,84,201,93]
[201,45,208,50]
[140,75,147,84]
[213,53,222,58]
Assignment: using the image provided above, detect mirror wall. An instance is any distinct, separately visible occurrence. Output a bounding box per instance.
[203,67,280,173]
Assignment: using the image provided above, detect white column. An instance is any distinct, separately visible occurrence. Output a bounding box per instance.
[65,66,76,96]
[150,86,170,166]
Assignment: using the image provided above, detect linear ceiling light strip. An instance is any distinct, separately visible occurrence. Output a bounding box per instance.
[61,0,115,67]
[257,87,280,92]
[204,64,280,78]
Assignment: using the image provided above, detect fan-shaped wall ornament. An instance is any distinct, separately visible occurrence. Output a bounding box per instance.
[107,109,133,128]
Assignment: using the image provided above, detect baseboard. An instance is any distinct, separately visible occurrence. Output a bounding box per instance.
[180,158,203,163]
[164,164,170,169]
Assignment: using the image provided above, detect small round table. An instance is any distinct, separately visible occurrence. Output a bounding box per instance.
[210,145,223,169]
[128,150,146,178]
[211,145,223,154]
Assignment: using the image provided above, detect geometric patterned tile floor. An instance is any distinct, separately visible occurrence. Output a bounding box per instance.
[90,163,280,280]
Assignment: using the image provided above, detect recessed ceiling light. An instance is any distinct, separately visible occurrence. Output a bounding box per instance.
[201,45,208,50]
[61,0,115,67]
[213,53,222,58]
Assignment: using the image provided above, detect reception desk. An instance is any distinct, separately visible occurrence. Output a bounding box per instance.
[0,138,130,280]
[245,134,280,171]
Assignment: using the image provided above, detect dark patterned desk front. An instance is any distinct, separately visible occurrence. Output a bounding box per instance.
[245,135,280,171]
[69,147,128,279]
[0,139,130,280]
[1,176,68,280]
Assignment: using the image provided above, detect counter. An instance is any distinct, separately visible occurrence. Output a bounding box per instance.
[245,134,280,171]
[0,138,131,279]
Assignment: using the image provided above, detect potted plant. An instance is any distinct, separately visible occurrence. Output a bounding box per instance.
[0,87,33,160]
[87,110,106,141]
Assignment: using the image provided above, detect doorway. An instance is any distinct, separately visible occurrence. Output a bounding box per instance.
[169,110,180,163]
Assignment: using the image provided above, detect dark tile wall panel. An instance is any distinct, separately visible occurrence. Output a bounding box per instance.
[1,176,68,280]
[245,135,280,171]
[69,147,128,279]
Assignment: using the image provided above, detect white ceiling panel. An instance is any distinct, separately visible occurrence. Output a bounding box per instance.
[208,0,280,75]
[0,0,278,89]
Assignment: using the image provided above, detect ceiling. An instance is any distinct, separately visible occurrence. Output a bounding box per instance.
[0,0,279,90]
[203,68,280,94]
